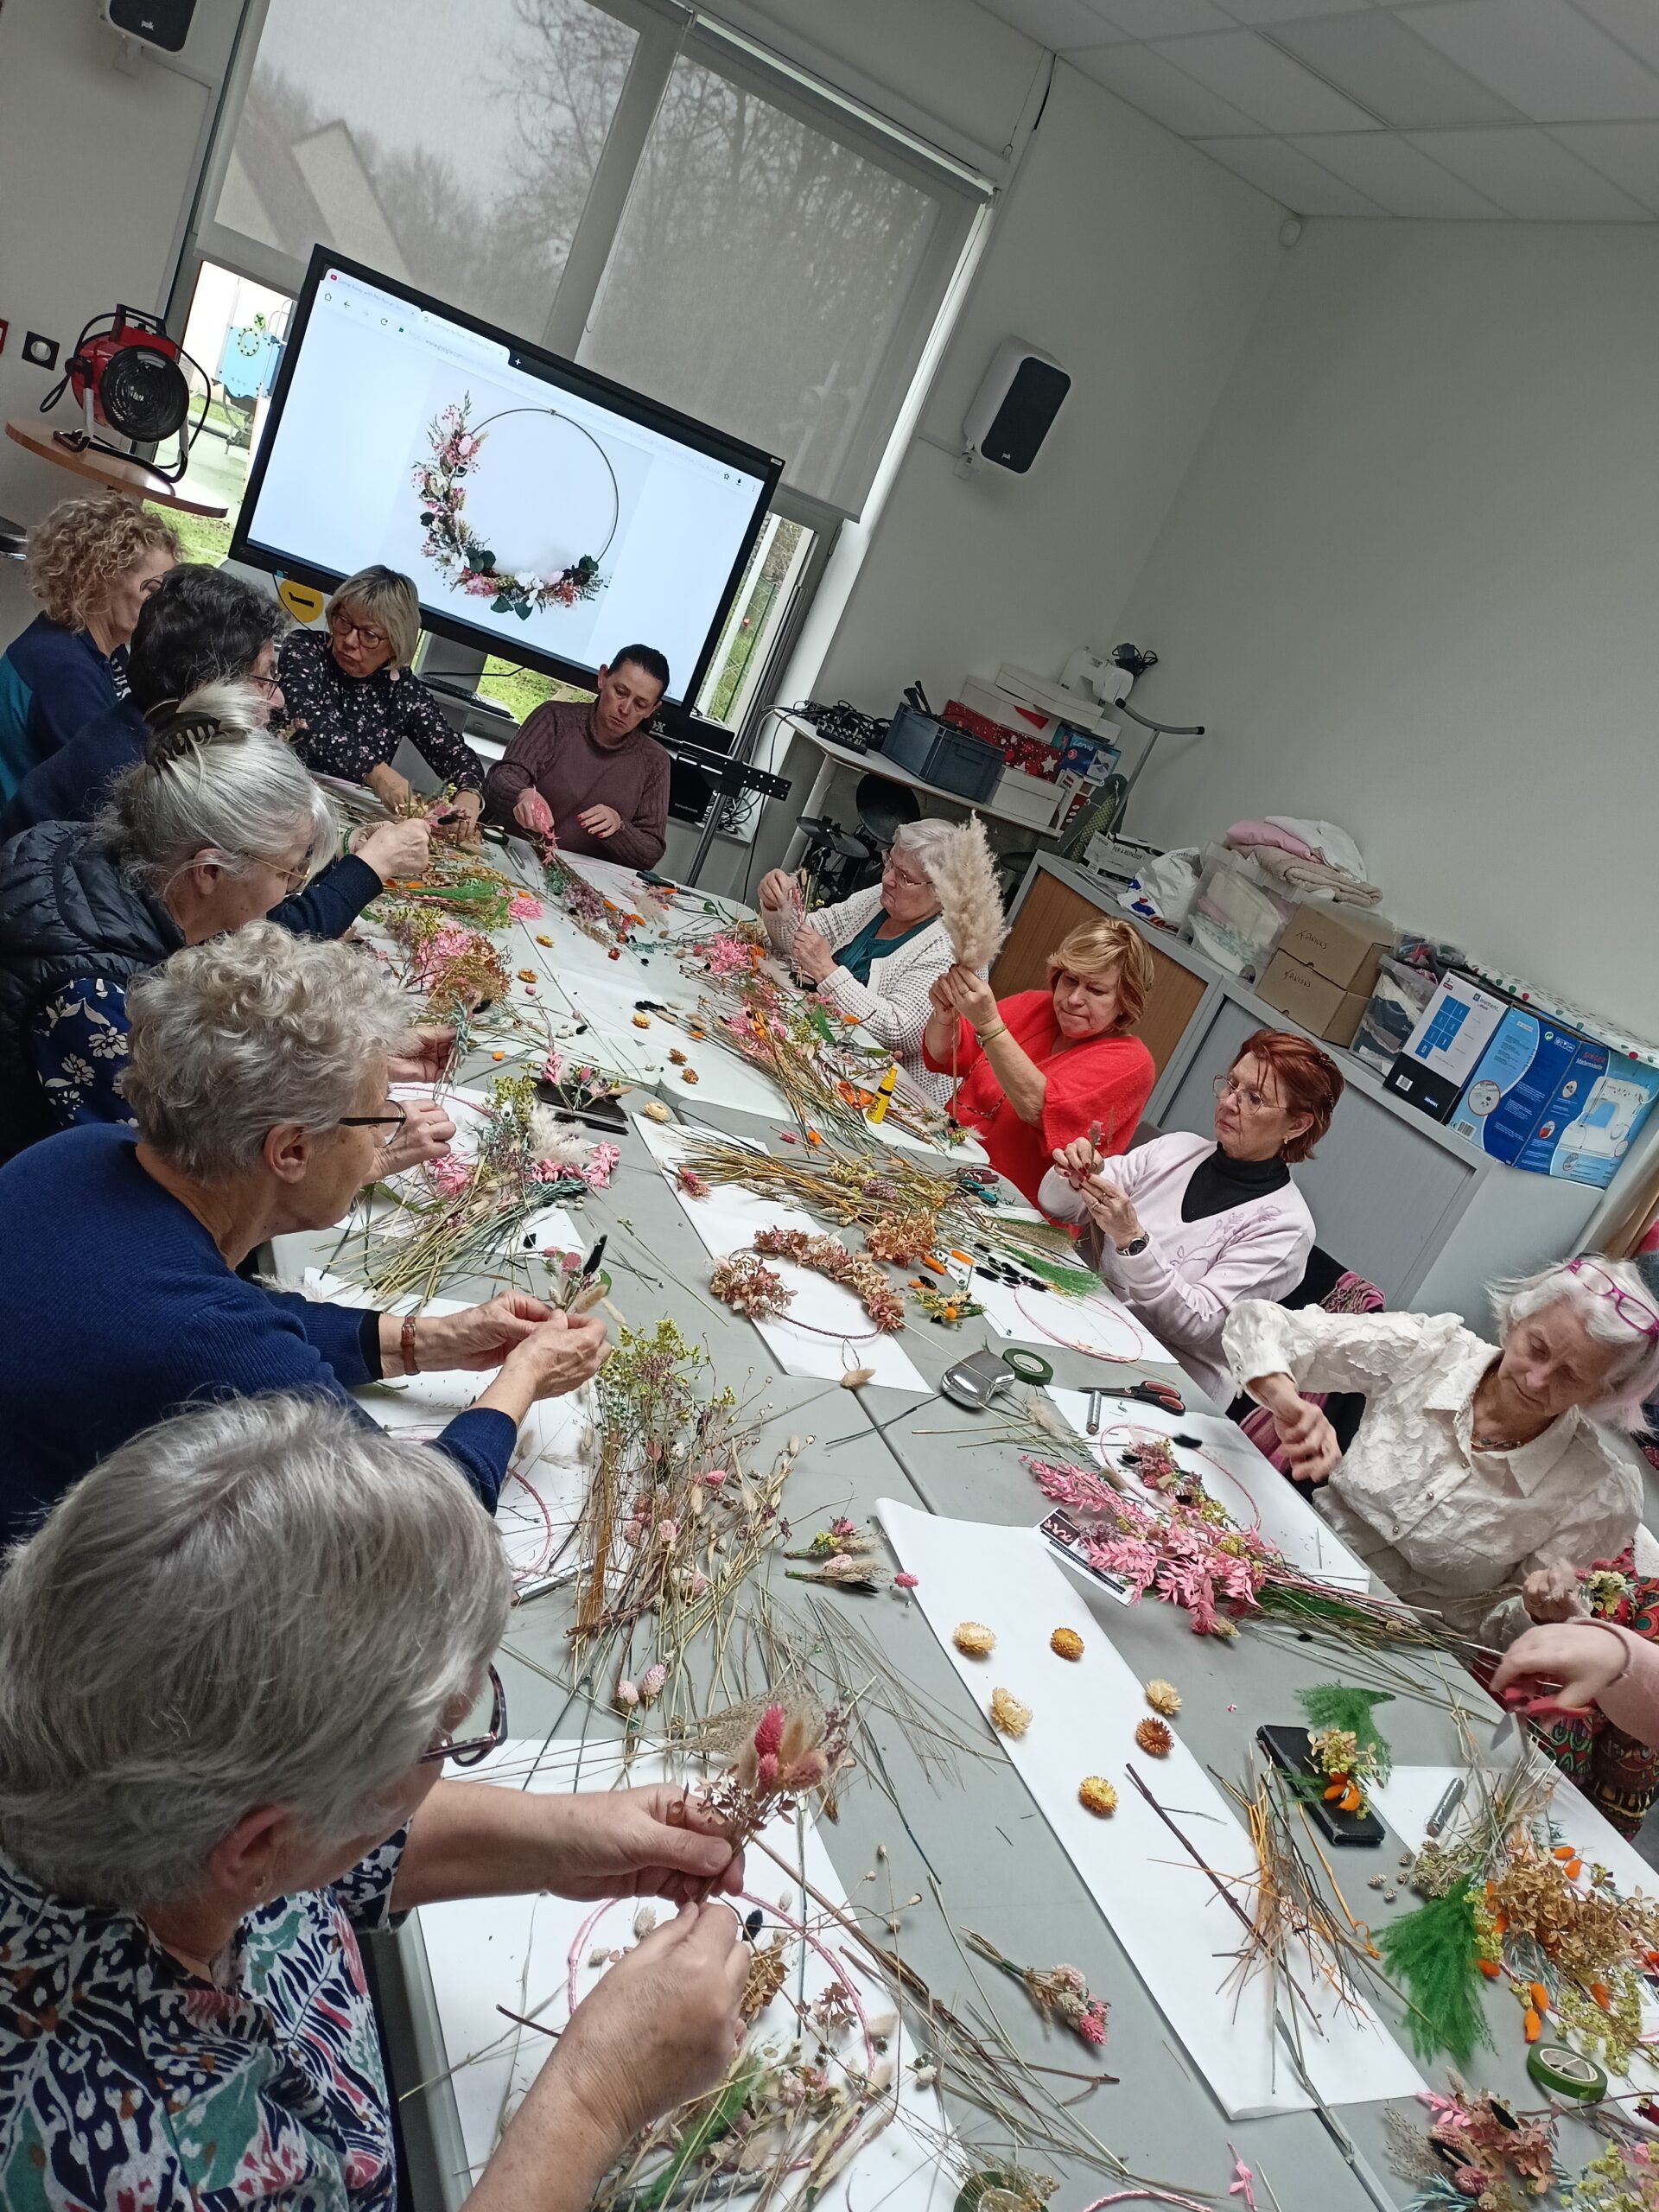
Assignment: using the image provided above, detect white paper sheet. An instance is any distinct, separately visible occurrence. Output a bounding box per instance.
[633,1116,929,1390]
[1044,1388,1372,1592]
[876,1501,1425,2120]
[976,1274,1159,1365]
[301,1265,595,1576]
[415,1740,949,2208]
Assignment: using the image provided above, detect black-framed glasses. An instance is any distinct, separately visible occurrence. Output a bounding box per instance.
[328,613,388,650]
[419,1663,506,1767]
[336,1098,409,1136]
[251,674,284,702]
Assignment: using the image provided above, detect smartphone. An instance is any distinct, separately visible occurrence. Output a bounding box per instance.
[1257,1724,1384,1847]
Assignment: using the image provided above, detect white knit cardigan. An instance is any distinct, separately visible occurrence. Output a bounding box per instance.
[763,884,959,1105]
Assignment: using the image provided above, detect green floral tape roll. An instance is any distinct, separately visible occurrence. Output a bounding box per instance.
[1001,1348,1054,1385]
[1525,2041,1607,2102]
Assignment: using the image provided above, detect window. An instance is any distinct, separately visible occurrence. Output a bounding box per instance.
[192,0,988,518]
[208,0,635,339]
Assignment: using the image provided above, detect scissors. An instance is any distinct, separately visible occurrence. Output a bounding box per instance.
[1109,1379,1185,1417]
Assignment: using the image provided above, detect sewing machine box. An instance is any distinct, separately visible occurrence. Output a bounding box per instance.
[1255,950,1371,1047]
[1446,1007,1659,1187]
[1275,903,1395,995]
[1383,972,1510,1122]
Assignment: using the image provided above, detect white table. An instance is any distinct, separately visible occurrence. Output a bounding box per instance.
[783,728,1060,868]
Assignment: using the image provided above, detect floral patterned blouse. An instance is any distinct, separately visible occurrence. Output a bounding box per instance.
[279,630,484,793]
[0,1831,406,2210]
[31,975,135,1131]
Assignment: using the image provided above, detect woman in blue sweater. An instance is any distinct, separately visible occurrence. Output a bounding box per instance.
[0,922,608,1544]
[0,493,178,796]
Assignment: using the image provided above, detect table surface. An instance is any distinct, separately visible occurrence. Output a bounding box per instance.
[801,728,1063,834]
[280,840,1630,2212]
[3,417,230,516]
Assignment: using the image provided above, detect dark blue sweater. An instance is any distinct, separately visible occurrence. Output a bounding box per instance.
[0,616,126,798]
[0,1124,514,1546]
[0,696,148,838]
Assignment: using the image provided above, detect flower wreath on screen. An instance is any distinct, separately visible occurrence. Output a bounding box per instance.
[413,396,619,620]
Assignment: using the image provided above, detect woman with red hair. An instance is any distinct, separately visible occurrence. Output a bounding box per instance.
[1039,1029,1343,1405]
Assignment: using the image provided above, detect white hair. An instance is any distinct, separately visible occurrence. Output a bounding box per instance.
[121,922,415,1181]
[891,819,957,880]
[1491,1257,1659,1427]
[0,1395,511,1907]
[93,678,337,895]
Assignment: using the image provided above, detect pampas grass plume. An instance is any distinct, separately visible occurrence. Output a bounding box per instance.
[931,815,1007,974]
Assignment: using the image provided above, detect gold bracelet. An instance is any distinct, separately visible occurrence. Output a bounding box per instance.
[978,1022,1008,1044]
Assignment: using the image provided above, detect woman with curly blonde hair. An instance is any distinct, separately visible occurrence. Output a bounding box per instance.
[0,493,177,797]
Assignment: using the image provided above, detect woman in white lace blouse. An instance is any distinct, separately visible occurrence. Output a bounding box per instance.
[1224,1258,1659,1645]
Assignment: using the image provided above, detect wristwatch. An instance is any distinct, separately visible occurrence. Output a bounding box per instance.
[1116,1233,1150,1256]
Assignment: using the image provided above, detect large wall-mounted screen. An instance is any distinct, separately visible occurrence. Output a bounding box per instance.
[232,248,784,705]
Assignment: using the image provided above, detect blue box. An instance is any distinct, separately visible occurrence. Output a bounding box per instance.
[1449,1007,1659,1186]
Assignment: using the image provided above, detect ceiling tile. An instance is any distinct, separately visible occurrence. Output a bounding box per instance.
[1550,119,1659,211]
[1402,123,1652,212]
[1219,0,1370,21]
[1268,11,1521,126]
[1401,0,1659,123]
[1150,28,1384,130]
[1572,0,1659,75]
[974,0,1131,49]
[1069,40,1268,131]
[1192,131,1389,208]
[1090,0,1235,35]
[1285,128,1505,210]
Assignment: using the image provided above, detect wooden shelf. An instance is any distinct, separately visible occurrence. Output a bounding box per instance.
[4,419,228,518]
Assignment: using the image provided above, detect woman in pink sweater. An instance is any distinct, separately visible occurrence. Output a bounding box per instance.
[1493,1617,1659,1748]
[1039,1028,1344,1407]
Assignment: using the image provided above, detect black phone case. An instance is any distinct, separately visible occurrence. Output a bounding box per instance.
[1257,1724,1385,1847]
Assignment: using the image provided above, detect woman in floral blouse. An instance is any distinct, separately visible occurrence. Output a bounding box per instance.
[280,566,485,832]
[0,1394,748,2212]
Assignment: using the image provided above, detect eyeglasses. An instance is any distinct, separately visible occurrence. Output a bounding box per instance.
[251,674,283,702]
[328,614,388,650]
[418,1662,506,1767]
[1566,1259,1659,1340]
[1214,1072,1274,1116]
[883,859,930,890]
[336,1097,409,1136]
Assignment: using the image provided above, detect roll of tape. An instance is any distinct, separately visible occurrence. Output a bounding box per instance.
[1002,1348,1054,1385]
[1525,2042,1607,2102]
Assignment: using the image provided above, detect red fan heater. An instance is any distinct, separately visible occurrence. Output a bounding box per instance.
[41,306,206,483]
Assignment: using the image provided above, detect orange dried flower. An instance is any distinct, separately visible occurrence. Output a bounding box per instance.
[1078,1776,1117,1816]
[1050,1628,1084,1661]
[1522,2007,1542,2043]
[989,1687,1032,1738]
[1135,1718,1173,1758]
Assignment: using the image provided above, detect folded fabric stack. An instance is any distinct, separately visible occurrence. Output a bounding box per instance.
[1224,816,1382,908]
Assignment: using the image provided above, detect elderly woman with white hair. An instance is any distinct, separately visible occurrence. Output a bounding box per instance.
[0,1394,747,2212]
[0,683,433,1158]
[1224,1256,1659,1643]
[755,821,963,1102]
[0,924,607,1547]
[280,564,485,835]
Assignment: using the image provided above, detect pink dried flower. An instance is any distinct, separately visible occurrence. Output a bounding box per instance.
[831,1516,857,1537]
[639,1663,667,1704]
[657,1520,679,1547]
[614,1676,639,1709]
[539,1050,563,1084]
[1076,2005,1109,2047]
[583,1141,620,1190]
[424,1154,473,1197]
[893,1572,918,1590]
[702,1469,728,1487]
[509,893,543,920]
[753,1704,785,1760]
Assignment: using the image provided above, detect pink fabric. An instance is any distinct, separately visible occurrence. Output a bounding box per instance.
[1225,819,1315,860]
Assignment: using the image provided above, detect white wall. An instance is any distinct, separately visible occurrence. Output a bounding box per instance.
[0,0,242,636]
[1119,217,1659,1040]
[812,60,1287,716]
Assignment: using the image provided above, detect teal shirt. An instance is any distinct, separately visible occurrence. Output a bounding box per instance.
[833,908,936,987]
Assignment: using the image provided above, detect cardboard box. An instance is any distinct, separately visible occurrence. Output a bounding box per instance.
[1276,903,1395,995]
[1384,973,1510,1122]
[1448,1007,1659,1187]
[1255,950,1371,1046]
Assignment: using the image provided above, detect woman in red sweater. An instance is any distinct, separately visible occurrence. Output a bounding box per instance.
[920,916,1156,1208]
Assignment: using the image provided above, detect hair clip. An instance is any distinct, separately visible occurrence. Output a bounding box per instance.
[144,709,224,768]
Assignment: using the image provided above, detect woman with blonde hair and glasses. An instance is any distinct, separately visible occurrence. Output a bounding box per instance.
[920,914,1156,1207]
[280,564,485,834]
[1041,1027,1343,1406]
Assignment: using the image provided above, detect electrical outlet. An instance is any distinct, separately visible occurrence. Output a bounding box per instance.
[22,332,58,371]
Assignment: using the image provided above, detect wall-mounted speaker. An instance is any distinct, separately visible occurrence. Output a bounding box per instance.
[100,0,196,53]
[962,339,1071,474]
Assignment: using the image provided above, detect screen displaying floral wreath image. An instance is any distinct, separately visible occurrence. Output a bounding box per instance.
[412,396,619,620]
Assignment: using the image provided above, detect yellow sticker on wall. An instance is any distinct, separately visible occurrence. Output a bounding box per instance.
[276,578,325,623]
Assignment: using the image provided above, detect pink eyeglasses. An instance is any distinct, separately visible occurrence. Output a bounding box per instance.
[1566,1258,1659,1340]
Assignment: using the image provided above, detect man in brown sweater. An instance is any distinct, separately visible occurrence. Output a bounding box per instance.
[482,645,671,868]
